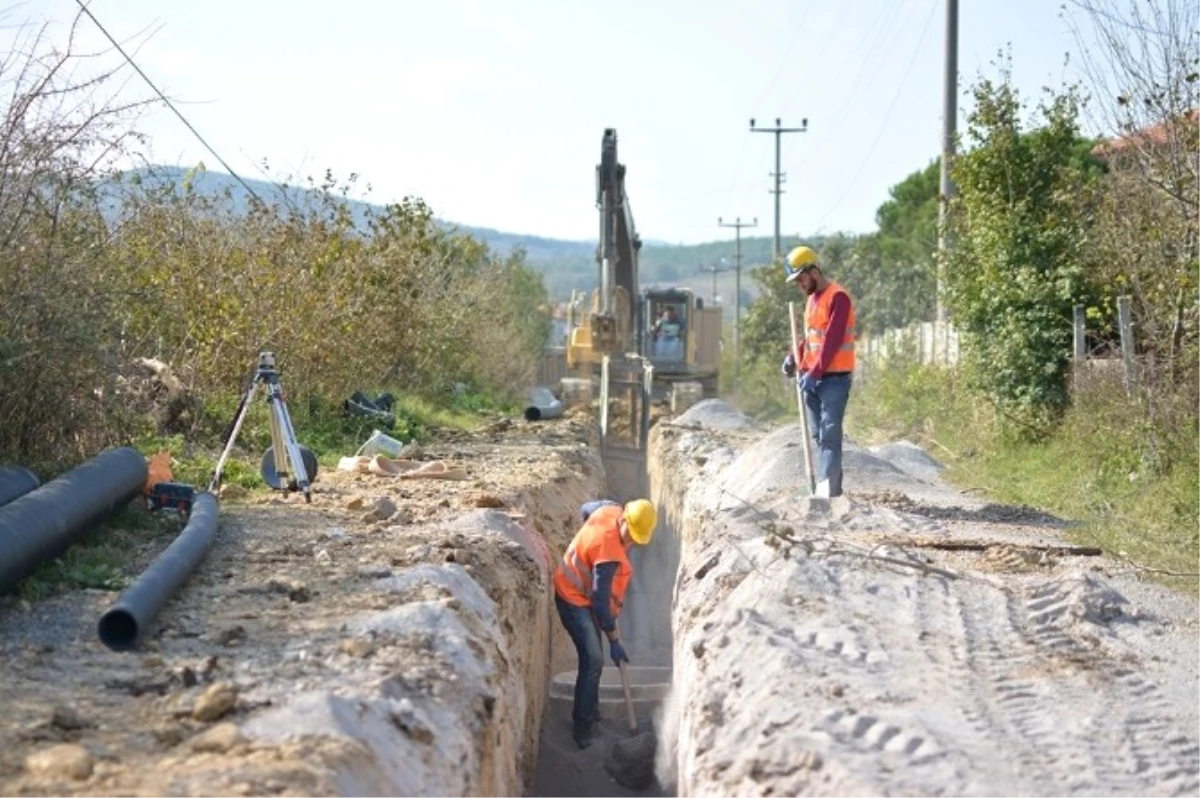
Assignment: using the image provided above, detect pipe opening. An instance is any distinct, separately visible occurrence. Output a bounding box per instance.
[97,608,139,651]
[524,407,542,422]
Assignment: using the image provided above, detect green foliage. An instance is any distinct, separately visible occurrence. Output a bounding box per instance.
[14,503,182,602]
[944,69,1096,433]
[0,151,553,473]
[849,358,979,443]
[735,162,945,401]
[838,163,941,335]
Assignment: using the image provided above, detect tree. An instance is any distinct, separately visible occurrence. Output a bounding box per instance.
[945,66,1095,432]
[0,11,155,465]
[1067,0,1199,381]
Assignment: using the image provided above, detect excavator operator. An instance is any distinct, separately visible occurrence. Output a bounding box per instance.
[552,498,658,748]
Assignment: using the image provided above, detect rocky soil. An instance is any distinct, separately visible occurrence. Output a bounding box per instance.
[0,414,604,797]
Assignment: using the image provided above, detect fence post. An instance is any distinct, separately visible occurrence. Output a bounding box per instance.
[1117,295,1135,394]
[1072,305,1085,391]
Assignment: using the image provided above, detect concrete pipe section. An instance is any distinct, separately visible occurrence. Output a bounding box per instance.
[547,665,672,728]
[524,386,565,422]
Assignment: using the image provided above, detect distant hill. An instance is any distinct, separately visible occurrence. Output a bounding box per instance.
[106,166,816,303]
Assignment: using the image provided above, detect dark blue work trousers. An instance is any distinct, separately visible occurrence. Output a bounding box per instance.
[555,594,603,733]
[802,372,853,497]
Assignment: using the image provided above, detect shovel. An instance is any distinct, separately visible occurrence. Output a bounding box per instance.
[789,301,817,495]
[614,621,638,733]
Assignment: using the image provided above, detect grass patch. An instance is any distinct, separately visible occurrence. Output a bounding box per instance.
[11,501,184,603]
[131,386,504,486]
[848,358,1199,593]
[3,385,513,603]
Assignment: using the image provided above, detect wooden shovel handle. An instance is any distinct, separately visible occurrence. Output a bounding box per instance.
[618,661,638,733]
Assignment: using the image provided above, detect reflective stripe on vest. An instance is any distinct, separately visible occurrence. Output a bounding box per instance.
[558,543,592,597]
[805,326,857,353]
[803,282,857,373]
[553,504,630,613]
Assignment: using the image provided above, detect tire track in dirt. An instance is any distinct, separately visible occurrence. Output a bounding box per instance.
[913,568,1199,796]
[655,406,1199,797]
[739,597,945,772]
[1019,577,1200,796]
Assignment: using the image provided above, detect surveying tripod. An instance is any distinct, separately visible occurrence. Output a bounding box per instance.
[208,351,317,503]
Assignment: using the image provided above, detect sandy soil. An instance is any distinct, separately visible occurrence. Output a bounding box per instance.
[652,399,1199,797]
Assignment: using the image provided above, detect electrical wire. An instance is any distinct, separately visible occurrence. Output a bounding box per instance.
[720,0,813,222]
[783,1,919,177]
[734,1,858,217]
[810,0,939,232]
[74,0,262,202]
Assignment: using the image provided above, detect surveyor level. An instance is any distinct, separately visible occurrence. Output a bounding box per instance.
[208,351,317,502]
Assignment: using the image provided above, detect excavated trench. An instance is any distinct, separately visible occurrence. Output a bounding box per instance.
[530,447,679,798]
[6,400,1194,797]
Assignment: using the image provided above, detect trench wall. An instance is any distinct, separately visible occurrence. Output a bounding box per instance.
[228,448,607,796]
[648,413,821,795]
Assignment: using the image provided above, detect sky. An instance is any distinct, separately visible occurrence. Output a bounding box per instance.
[22,0,1115,245]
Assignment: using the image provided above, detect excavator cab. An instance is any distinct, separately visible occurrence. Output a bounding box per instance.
[642,287,722,397]
[645,291,690,365]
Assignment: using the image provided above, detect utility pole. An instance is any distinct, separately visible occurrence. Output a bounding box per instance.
[698,260,735,307]
[937,0,959,323]
[718,216,758,373]
[750,117,807,262]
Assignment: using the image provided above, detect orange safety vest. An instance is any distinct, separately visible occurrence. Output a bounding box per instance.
[553,504,632,618]
[802,281,856,374]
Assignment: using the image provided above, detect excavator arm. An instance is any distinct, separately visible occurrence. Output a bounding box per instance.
[592,128,643,355]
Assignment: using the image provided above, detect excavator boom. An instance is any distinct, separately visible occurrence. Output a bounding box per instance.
[592,128,642,355]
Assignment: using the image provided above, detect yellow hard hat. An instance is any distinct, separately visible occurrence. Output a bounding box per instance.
[623,499,657,545]
[783,245,819,282]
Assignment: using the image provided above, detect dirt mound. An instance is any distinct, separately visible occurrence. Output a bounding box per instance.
[673,399,759,432]
[867,440,946,482]
[650,413,1200,797]
[604,723,658,790]
[0,415,605,796]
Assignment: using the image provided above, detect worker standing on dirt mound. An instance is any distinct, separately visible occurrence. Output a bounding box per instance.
[553,498,657,749]
[781,245,857,498]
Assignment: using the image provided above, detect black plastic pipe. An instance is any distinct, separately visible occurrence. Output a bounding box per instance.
[97,491,219,651]
[0,466,39,508]
[0,447,147,595]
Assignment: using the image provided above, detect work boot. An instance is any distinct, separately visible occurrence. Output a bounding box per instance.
[572,724,596,750]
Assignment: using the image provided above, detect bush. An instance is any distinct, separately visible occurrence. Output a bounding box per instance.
[0,12,556,477]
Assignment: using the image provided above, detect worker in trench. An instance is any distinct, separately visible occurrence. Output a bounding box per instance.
[553,498,658,749]
[781,245,857,498]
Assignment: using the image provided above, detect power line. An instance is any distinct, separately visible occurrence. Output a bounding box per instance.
[749,117,808,262]
[74,0,262,202]
[729,3,854,218]
[719,2,811,220]
[697,259,736,306]
[717,215,758,374]
[781,1,918,179]
[810,2,939,232]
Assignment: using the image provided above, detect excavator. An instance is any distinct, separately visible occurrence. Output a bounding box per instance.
[562,129,714,659]
[565,129,721,456]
